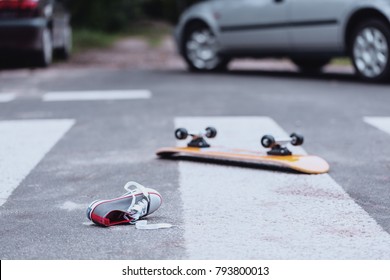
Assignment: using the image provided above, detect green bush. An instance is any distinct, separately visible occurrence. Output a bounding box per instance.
[67,0,205,32]
[141,0,178,23]
[67,0,143,32]
[72,29,120,52]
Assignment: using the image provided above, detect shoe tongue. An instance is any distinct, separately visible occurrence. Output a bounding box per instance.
[127,198,148,221]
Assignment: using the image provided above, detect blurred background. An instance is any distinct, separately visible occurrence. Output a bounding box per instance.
[0,0,353,74]
[0,0,192,69]
[68,0,182,47]
[69,0,184,30]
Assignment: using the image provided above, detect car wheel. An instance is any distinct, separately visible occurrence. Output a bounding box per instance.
[35,27,53,67]
[183,23,229,72]
[56,25,72,60]
[350,19,390,82]
[291,58,331,73]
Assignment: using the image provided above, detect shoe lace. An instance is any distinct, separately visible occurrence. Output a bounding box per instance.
[123,181,150,198]
[128,198,149,222]
[122,181,150,224]
[121,181,173,230]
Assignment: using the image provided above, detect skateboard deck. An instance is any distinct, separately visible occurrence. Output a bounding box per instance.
[156,146,330,174]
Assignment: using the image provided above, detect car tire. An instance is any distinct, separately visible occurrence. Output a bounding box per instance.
[350,19,390,82]
[34,27,53,67]
[56,25,72,60]
[291,57,331,73]
[182,22,230,72]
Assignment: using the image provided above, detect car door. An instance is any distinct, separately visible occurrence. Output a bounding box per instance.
[215,0,290,51]
[289,0,352,51]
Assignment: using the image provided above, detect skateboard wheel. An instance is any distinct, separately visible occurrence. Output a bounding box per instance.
[290,133,304,146]
[261,135,275,148]
[205,127,217,138]
[175,128,188,140]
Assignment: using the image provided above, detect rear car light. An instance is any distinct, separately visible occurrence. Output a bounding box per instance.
[21,0,39,9]
[0,0,39,9]
[0,0,40,18]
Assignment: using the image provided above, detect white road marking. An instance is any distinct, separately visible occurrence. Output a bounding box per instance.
[176,117,390,259]
[364,117,390,135]
[0,93,15,103]
[0,119,75,206]
[42,90,151,102]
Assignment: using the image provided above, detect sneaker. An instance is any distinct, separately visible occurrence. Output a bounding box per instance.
[86,181,162,227]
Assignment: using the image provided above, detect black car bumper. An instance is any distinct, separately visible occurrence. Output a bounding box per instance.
[0,18,46,51]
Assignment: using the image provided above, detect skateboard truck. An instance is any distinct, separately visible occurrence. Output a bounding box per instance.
[261,133,304,156]
[175,127,217,148]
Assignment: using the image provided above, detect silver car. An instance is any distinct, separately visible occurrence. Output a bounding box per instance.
[175,0,390,82]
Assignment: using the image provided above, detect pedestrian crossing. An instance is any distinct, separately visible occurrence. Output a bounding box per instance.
[176,117,390,259]
[0,93,15,103]
[0,90,152,102]
[0,119,75,206]
[364,117,390,136]
[0,115,390,259]
[43,90,152,102]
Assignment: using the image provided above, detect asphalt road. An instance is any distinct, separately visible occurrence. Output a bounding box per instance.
[1,66,390,259]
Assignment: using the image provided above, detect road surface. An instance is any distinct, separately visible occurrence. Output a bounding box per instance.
[1,65,390,259]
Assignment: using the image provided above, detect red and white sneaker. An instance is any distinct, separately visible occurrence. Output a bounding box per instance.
[86,182,162,227]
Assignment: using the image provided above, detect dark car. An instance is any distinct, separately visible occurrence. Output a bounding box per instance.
[0,0,72,67]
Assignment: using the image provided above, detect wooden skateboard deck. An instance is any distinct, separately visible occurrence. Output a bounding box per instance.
[156,146,330,174]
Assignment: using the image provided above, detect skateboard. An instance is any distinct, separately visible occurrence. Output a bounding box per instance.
[156,127,330,174]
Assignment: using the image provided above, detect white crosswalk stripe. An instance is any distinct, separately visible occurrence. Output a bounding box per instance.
[176,117,390,259]
[0,93,16,103]
[0,119,75,206]
[42,90,151,102]
[364,117,390,135]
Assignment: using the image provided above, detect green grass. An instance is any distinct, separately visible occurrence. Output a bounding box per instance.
[72,23,172,53]
[331,57,352,66]
[125,23,172,47]
[72,29,120,53]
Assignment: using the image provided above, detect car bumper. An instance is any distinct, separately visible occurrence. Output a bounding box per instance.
[0,18,46,51]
